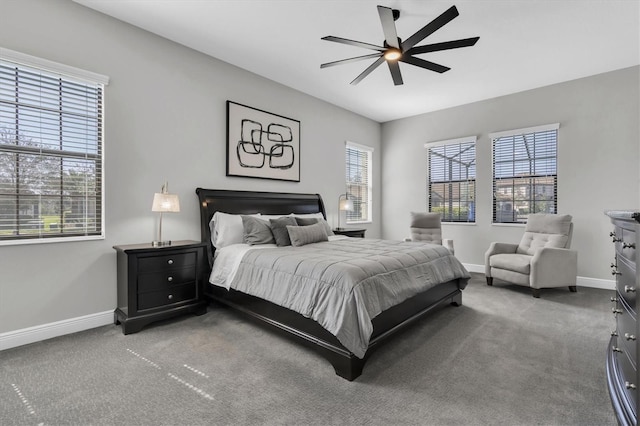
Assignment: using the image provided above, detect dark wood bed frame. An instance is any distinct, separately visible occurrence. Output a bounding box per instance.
[196,188,463,380]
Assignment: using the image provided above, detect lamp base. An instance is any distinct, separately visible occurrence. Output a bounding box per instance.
[151,240,172,247]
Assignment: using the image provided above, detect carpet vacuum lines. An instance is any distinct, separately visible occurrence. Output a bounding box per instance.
[125,347,215,401]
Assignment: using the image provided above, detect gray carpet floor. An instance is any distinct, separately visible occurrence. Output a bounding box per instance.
[0,273,616,425]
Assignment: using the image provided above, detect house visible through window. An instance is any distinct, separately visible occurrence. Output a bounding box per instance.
[0,49,108,244]
[490,123,559,224]
[345,141,373,223]
[426,136,476,223]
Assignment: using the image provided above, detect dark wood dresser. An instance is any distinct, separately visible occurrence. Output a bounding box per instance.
[606,211,640,426]
[113,240,208,334]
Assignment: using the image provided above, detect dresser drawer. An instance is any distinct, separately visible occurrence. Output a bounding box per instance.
[138,267,196,293]
[137,283,197,311]
[617,256,637,312]
[613,342,639,415]
[617,300,638,367]
[616,226,637,264]
[138,252,196,273]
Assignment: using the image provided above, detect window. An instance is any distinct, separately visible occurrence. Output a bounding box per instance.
[345,141,373,223]
[490,123,559,224]
[426,136,476,222]
[0,49,108,244]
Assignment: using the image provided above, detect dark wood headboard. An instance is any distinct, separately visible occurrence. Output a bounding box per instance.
[195,188,326,267]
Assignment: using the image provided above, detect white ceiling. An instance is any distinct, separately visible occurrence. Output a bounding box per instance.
[74,0,640,123]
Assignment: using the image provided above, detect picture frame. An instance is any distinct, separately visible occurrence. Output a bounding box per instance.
[226,101,300,182]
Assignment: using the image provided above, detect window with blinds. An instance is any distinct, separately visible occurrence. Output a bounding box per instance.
[345,142,373,223]
[0,51,107,243]
[490,124,558,224]
[427,137,476,222]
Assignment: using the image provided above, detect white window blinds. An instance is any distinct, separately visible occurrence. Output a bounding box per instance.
[426,137,476,222]
[345,142,373,223]
[0,50,107,243]
[490,124,559,223]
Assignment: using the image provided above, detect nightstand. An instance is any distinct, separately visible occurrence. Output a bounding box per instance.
[333,228,366,238]
[113,240,208,334]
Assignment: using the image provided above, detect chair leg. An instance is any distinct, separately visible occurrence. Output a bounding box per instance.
[532,288,541,298]
[569,286,577,293]
[486,277,493,286]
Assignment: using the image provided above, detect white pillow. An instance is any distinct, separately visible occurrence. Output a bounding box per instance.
[290,212,324,219]
[210,212,260,249]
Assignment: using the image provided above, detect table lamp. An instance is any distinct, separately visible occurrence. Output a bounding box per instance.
[151,182,180,247]
[337,193,354,230]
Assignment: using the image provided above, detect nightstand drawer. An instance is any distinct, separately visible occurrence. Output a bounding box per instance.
[138,267,196,293]
[138,284,196,311]
[138,252,196,273]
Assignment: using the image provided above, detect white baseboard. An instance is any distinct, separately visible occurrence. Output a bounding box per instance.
[462,263,615,291]
[0,310,114,351]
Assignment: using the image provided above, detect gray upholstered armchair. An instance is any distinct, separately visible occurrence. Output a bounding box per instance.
[485,213,577,298]
[406,212,454,254]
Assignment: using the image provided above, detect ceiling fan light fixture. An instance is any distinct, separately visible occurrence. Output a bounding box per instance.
[384,48,402,61]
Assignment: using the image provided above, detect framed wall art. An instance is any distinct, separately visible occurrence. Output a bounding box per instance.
[226,101,300,182]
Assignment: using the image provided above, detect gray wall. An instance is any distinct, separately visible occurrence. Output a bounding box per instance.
[0,0,381,333]
[381,66,640,281]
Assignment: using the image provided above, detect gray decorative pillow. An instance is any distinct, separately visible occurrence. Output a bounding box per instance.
[287,222,328,247]
[241,215,274,245]
[269,216,298,246]
[294,217,334,236]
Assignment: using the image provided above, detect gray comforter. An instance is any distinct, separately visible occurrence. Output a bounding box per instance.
[229,238,470,358]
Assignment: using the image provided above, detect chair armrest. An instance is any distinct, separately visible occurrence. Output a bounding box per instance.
[530,247,578,288]
[485,242,519,277]
[442,238,454,255]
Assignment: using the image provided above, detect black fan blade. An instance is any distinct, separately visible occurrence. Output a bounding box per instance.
[387,61,403,85]
[350,56,386,85]
[321,36,384,52]
[400,55,450,73]
[377,6,399,48]
[407,37,480,55]
[321,53,383,69]
[402,5,459,51]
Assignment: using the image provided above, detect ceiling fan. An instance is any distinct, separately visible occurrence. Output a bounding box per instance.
[320,5,479,86]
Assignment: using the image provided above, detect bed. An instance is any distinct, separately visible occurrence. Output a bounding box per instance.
[196,188,470,380]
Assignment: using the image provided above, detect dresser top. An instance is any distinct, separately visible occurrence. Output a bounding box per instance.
[605,210,640,223]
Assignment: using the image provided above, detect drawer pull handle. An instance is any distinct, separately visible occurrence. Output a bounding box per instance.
[611,331,618,337]
[610,297,618,303]
[612,308,623,315]
[612,346,623,353]
[168,259,174,265]
[625,381,637,390]
[612,237,622,243]
[623,242,636,249]
[168,294,173,300]
[167,276,173,282]
[610,231,616,237]
[612,270,621,276]
[625,285,636,293]
[625,333,636,341]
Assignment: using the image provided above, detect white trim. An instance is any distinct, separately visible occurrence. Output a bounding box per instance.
[0,47,110,85]
[345,140,374,152]
[0,234,105,247]
[489,123,559,141]
[462,263,614,290]
[424,135,477,148]
[0,310,113,351]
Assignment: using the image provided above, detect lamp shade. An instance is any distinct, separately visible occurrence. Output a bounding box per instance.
[339,198,354,211]
[152,193,180,213]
